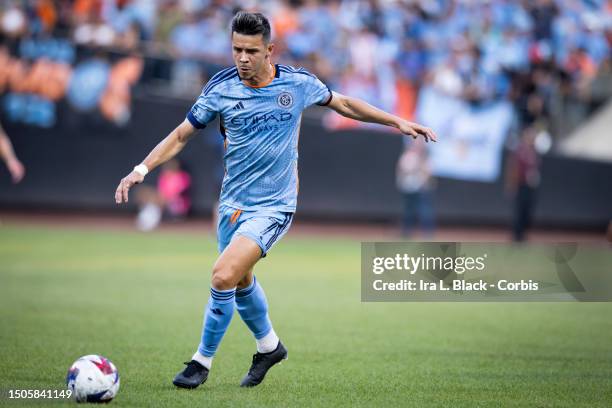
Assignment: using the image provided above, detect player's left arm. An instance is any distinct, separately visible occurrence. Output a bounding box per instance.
[326,91,437,142]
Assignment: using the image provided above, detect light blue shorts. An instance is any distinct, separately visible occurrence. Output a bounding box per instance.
[217,204,294,257]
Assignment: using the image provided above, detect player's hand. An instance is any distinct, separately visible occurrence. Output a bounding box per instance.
[115,171,144,204]
[6,158,24,183]
[398,120,437,143]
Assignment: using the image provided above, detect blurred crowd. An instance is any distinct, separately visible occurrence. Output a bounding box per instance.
[1,0,610,236]
[1,0,612,136]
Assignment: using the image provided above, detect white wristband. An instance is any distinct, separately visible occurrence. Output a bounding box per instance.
[133,164,149,177]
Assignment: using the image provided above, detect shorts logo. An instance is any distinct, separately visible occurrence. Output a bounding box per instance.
[277,92,293,108]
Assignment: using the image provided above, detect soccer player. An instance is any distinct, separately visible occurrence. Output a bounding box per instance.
[114,11,436,389]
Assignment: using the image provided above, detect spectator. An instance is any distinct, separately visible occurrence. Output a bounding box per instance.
[505,127,541,242]
[396,140,435,238]
[135,159,192,231]
[1,3,27,38]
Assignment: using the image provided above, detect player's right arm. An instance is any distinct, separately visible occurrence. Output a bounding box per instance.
[114,119,197,204]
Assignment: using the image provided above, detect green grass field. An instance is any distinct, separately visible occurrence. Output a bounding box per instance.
[1,224,611,407]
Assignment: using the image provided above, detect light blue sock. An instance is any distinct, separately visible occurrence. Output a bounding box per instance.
[198,287,236,357]
[235,276,272,340]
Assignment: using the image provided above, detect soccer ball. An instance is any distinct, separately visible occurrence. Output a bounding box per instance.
[66,355,120,403]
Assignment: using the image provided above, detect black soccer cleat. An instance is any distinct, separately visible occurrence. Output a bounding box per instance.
[173,360,209,389]
[240,341,288,387]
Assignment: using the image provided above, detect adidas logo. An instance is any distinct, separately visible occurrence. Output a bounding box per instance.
[232,101,245,110]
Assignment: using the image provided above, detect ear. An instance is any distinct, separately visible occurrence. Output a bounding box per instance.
[266,42,275,60]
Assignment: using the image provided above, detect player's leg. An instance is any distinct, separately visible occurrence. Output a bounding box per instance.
[236,271,286,387]
[233,212,293,387]
[173,236,261,389]
[236,269,279,352]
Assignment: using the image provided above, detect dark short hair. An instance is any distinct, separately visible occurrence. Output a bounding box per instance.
[231,11,271,43]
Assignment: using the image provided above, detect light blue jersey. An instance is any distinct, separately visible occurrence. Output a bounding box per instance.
[187,64,332,212]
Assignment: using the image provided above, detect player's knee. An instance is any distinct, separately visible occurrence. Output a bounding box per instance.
[211,263,240,290]
[211,272,235,290]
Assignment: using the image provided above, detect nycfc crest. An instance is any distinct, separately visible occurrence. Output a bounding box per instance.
[277,92,293,108]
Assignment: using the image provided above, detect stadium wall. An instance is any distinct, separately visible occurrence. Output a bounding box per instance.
[1,95,610,229]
